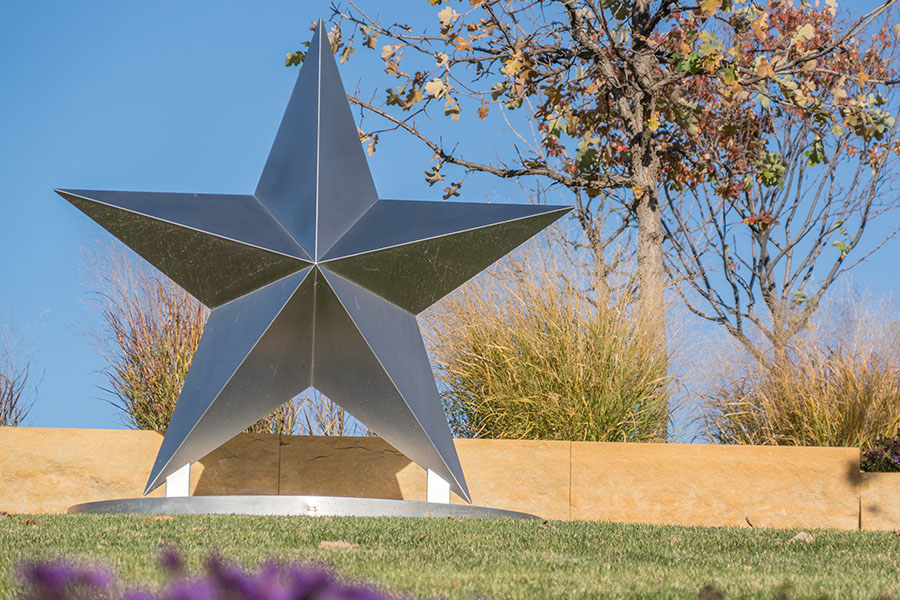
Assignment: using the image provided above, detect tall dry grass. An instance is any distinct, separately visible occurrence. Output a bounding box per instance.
[702,289,900,450]
[424,246,671,441]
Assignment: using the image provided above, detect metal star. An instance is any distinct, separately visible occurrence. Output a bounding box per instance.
[56,22,569,503]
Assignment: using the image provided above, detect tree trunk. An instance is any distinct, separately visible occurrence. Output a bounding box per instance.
[592,245,612,309]
[630,109,667,440]
[634,188,666,346]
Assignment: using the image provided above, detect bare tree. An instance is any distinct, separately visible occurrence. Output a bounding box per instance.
[0,318,37,427]
[664,97,900,361]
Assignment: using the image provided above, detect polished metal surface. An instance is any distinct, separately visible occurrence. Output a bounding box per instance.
[67,495,539,520]
[56,21,570,505]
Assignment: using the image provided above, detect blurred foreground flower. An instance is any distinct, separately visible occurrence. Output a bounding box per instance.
[18,550,397,600]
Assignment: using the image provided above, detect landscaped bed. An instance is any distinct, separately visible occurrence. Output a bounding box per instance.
[1,514,898,599]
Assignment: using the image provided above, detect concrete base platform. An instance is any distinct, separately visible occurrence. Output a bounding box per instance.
[67,495,539,519]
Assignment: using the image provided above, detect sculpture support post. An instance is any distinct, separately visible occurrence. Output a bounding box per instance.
[165,463,190,497]
[427,469,451,504]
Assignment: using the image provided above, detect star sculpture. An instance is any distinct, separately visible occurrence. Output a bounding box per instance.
[56,22,569,503]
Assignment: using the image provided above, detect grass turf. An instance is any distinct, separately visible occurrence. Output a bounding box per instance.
[1,514,898,599]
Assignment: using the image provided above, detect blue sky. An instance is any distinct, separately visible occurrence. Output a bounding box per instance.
[1,1,897,432]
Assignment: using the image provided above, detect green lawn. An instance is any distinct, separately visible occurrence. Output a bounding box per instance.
[1,514,898,599]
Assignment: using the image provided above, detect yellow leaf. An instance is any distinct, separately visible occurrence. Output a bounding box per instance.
[793,23,815,44]
[647,113,660,131]
[859,72,870,86]
[700,0,719,16]
[424,78,446,98]
[478,102,489,120]
[438,6,460,34]
[503,58,522,76]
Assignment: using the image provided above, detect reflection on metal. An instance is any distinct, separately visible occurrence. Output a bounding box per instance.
[68,495,539,520]
[56,21,570,505]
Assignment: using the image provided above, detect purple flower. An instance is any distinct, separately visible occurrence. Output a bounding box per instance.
[157,548,183,575]
[288,566,333,598]
[18,557,400,600]
[123,591,156,600]
[893,455,899,463]
[19,561,112,600]
[320,586,392,600]
[20,562,75,593]
[164,579,218,600]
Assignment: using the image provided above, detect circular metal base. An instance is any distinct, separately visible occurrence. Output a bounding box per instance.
[67,496,538,520]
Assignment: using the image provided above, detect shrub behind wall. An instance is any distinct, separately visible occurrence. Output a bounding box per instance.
[425,255,671,442]
[703,291,900,450]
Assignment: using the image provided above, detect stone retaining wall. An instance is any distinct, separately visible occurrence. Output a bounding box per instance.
[1,427,896,530]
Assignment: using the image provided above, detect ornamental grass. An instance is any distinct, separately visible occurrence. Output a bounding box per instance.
[424,247,671,442]
[703,291,900,450]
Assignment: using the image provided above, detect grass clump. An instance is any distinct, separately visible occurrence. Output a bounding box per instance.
[702,291,900,449]
[425,250,670,442]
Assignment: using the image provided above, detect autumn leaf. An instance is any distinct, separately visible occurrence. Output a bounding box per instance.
[793,23,815,45]
[340,45,355,65]
[425,78,446,98]
[700,0,720,17]
[453,36,472,51]
[362,27,379,49]
[756,57,775,79]
[443,181,463,199]
[502,57,522,76]
[647,113,661,131]
[478,100,489,120]
[381,44,397,61]
[444,97,461,120]
[438,6,460,35]
[750,14,769,41]
[424,162,444,184]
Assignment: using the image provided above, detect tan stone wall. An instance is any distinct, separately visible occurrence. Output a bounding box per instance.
[860,472,900,531]
[1,427,894,530]
[571,442,861,530]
